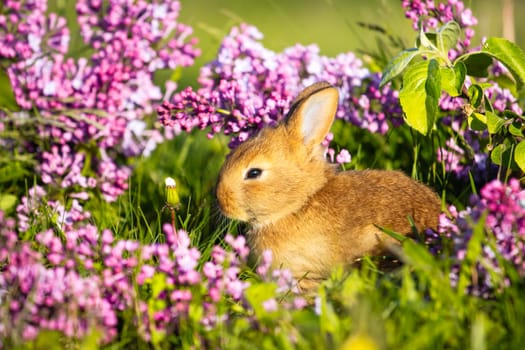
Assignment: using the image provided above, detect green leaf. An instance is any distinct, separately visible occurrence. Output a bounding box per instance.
[380,48,420,87]
[468,112,487,131]
[425,59,441,128]
[418,29,438,50]
[471,314,489,350]
[440,61,466,96]
[80,329,103,350]
[486,111,505,134]
[482,37,525,89]
[317,287,340,336]
[376,224,408,243]
[504,110,525,121]
[468,84,484,108]
[490,143,507,165]
[437,21,461,55]
[515,140,525,172]
[509,120,524,137]
[34,330,64,350]
[400,267,419,304]
[399,59,441,135]
[459,52,493,77]
[0,68,20,111]
[0,194,17,213]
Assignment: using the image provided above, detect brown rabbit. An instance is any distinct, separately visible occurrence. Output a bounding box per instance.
[216,82,441,289]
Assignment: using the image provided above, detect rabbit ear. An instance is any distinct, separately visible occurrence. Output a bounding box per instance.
[285,82,339,148]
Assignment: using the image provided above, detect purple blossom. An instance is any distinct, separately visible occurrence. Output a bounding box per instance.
[1,0,200,203]
[402,0,478,55]
[0,220,116,343]
[76,0,199,71]
[262,298,278,313]
[4,203,313,345]
[0,0,68,61]
[436,76,522,183]
[225,233,250,260]
[336,149,352,164]
[428,179,525,297]
[158,24,403,148]
[256,249,273,277]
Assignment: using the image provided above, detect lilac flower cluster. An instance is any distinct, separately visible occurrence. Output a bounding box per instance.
[1,0,199,202]
[0,216,117,343]
[76,0,198,71]
[0,0,68,61]
[429,179,525,297]
[158,24,403,150]
[1,207,306,345]
[136,226,251,339]
[402,0,478,55]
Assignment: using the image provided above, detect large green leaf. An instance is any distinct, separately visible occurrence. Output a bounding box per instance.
[482,37,525,89]
[515,140,525,172]
[440,61,466,96]
[425,59,441,128]
[399,59,441,135]
[0,68,20,111]
[379,48,420,87]
[437,21,461,55]
[460,52,493,77]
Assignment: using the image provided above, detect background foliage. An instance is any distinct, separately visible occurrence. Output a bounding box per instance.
[1,0,525,349]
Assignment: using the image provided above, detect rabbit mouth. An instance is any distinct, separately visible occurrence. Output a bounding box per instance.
[216,193,251,222]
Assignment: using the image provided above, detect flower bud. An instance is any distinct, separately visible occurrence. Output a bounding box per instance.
[165,177,180,207]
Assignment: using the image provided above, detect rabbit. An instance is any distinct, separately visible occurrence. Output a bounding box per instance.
[216,81,442,290]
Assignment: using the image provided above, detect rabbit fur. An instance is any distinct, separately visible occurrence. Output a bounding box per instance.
[216,82,441,289]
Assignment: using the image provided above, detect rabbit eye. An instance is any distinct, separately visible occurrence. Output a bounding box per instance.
[245,168,263,180]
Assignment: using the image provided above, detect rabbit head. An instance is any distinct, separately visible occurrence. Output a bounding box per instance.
[216,82,339,227]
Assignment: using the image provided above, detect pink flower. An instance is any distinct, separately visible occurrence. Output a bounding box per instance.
[262,298,278,312]
[336,149,351,164]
